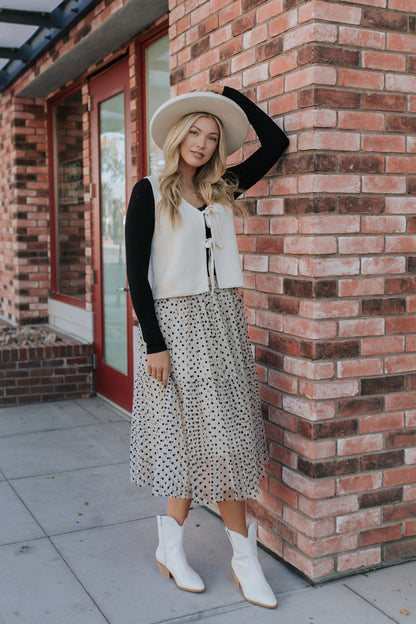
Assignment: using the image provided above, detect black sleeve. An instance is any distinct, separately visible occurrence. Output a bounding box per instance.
[125,178,167,354]
[222,86,289,195]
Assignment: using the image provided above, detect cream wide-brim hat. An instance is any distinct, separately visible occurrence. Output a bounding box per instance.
[150,91,249,156]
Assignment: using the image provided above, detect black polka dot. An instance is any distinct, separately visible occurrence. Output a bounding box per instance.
[130,288,268,504]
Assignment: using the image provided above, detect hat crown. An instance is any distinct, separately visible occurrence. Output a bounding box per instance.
[150,91,249,156]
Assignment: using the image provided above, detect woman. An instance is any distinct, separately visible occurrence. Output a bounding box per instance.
[125,84,289,608]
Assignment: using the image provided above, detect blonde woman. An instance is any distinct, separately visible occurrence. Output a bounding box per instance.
[125,84,289,608]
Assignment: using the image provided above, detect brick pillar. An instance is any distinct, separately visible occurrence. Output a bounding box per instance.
[276,0,416,580]
[0,94,49,324]
[0,89,16,322]
[169,0,416,581]
[82,82,94,313]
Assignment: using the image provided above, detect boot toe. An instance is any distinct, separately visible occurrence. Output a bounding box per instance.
[233,570,277,609]
[176,571,205,593]
[244,586,277,609]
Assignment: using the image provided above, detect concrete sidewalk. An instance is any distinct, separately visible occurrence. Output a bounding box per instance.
[0,398,414,624]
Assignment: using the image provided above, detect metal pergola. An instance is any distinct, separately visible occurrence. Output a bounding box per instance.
[0,0,100,92]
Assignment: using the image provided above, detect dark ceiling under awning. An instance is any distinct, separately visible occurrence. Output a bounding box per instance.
[0,0,168,97]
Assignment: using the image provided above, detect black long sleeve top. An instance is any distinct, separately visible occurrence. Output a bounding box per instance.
[125,87,289,354]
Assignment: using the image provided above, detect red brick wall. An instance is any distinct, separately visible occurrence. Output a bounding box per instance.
[0,93,49,324]
[0,90,16,321]
[169,0,416,580]
[0,337,94,405]
[0,0,141,324]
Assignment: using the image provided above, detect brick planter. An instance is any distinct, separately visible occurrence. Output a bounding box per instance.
[0,328,94,405]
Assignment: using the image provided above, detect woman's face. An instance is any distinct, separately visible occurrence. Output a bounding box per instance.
[179,116,220,170]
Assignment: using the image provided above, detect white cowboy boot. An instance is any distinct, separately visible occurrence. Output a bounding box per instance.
[225,520,277,608]
[155,515,205,593]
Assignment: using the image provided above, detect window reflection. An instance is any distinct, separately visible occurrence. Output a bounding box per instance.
[54,89,86,300]
[99,92,127,374]
[146,35,170,175]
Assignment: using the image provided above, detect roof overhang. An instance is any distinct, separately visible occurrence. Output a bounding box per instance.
[2,0,167,98]
[0,1,102,93]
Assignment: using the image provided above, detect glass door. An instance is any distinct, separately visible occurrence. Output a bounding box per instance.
[90,60,133,410]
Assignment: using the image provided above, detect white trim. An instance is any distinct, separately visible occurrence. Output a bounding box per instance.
[96,393,131,421]
[48,298,93,342]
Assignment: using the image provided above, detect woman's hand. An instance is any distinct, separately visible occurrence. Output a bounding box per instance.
[147,350,171,387]
[199,84,224,95]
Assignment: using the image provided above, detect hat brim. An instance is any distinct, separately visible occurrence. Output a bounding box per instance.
[150,91,249,156]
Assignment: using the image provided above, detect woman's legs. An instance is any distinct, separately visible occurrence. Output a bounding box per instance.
[167,497,247,535]
[167,496,192,525]
[160,496,275,605]
[217,500,248,537]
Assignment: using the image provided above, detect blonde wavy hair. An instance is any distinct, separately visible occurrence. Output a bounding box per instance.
[158,112,241,225]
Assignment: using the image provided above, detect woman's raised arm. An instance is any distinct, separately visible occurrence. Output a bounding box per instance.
[221,86,289,194]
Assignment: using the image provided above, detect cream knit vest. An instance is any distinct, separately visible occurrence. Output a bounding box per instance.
[147,174,244,300]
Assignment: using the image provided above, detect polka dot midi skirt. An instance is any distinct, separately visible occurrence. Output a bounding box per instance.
[130,288,268,505]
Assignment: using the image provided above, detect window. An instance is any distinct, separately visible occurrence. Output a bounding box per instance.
[50,87,86,303]
[145,34,170,175]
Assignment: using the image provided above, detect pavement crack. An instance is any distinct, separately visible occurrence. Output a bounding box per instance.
[0,421,109,439]
[48,538,111,624]
[1,480,111,621]
[7,459,128,481]
[3,479,48,540]
[47,513,163,538]
[343,583,398,622]
[152,601,250,624]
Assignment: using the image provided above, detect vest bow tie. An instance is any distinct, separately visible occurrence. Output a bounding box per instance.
[202,204,223,292]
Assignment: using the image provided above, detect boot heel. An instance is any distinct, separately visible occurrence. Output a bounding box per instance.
[157,560,171,578]
[232,570,241,589]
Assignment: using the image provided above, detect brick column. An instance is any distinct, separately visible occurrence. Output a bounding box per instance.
[169,0,416,581]
[0,94,49,324]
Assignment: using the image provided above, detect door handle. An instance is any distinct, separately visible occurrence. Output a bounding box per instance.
[115,287,130,292]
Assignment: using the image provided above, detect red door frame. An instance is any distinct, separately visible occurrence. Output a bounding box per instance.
[136,20,169,180]
[90,58,133,411]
